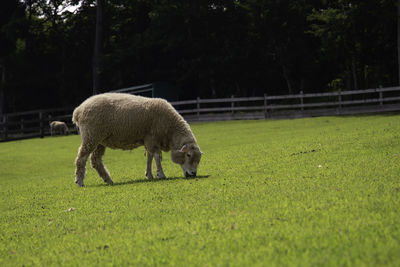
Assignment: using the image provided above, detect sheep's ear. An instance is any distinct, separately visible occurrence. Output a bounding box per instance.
[171,150,185,164]
[179,145,188,153]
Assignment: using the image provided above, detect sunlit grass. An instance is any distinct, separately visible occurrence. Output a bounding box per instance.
[1,115,400,266]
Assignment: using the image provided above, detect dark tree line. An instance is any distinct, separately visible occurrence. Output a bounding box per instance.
[0,0,398,113]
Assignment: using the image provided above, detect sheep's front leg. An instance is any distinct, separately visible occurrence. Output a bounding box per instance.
[145,152,154,179]
[75,144,95,187]
[154,153,166,179]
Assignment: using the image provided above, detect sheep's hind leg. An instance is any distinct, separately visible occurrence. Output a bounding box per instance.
[90,144,113,185]
[154,153,166,179]
[145,152,154,179]
[75,143,96,187]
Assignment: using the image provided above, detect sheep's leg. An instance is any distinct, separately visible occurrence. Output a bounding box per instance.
[75,143,95,187]
[145,152,154,179]
[90,144,113,185]
[154,153,166,179]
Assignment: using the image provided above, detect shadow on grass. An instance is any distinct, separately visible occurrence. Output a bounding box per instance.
[90,175,211,187]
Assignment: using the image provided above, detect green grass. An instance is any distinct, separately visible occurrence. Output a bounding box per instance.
[1,115,400,266]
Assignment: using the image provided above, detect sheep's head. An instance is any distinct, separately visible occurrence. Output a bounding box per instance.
[171,144,202,178]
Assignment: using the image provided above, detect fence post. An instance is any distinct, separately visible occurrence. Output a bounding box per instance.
[231,95,234,116]
[39,112,44,138]
[338,89,342,114]
[264,93,268,119]
[20,118,24,132]
[2,114,7,140]
[196,97,200,120]
[300,91,304,111]
[379,85,383,106]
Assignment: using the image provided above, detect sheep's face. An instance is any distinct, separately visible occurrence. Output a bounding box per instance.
[171,144,202,177]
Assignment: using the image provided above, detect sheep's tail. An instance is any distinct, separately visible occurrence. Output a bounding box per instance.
[72,106,81,127]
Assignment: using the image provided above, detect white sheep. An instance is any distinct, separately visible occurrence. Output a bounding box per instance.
[50,121,69,136]
[72,93,202,187]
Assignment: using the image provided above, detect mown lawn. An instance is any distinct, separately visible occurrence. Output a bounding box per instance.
[1,115,400,266]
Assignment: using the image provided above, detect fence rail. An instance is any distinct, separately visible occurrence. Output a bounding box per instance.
[1,86,400,142]
[110,83,153,95]
[1,108,76,141]
[170,86,400,121]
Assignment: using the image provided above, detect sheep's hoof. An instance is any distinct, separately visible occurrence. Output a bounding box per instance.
[145,173,154,180]
[157,173,166,179]
[105,179,114,185]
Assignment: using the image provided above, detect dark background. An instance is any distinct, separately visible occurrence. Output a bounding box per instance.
[0,0,398,113]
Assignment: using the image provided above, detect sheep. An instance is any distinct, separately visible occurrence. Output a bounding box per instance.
[50,121,69,136]
[72,93,202,187]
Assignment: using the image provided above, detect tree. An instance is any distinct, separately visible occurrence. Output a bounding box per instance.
[398,0,400,85]
[0,0,398,113]
[0,65,4,118]
[308,0,397,90]
[0,0,26,114]
[92,0,104,95]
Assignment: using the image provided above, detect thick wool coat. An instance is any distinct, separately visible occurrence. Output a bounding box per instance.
[72,93,197,153]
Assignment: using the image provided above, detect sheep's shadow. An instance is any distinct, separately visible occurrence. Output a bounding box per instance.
[91,175,210,187]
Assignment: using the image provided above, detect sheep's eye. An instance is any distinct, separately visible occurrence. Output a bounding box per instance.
[187,154,191,158]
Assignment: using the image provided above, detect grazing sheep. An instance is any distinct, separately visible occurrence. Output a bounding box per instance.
[72,93,202,187]
[50,121,69,136]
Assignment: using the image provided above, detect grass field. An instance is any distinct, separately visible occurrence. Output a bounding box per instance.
[1,115,400,266]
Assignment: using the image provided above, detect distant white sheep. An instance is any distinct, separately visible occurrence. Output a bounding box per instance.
[50,121,69,136]
[72,93,202,187]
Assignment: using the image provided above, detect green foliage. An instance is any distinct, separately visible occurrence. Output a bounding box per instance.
[0,0,398,112]
[1,116,400,266]
[307,0,397,89]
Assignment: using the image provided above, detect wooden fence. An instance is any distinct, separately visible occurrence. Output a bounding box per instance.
[0,107,76,141]
[172,86,400,122]
[1,86,400,141]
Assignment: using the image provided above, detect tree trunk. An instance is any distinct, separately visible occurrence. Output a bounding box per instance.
[281,65,293,94]
[92,0,104,95]
[210,78,217,98]
[26,0,33,53]
[398,0,400,85]
[274,44,293,94]
[346,63,352,91]
[351,56,358,90]
[0,65,5,118]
